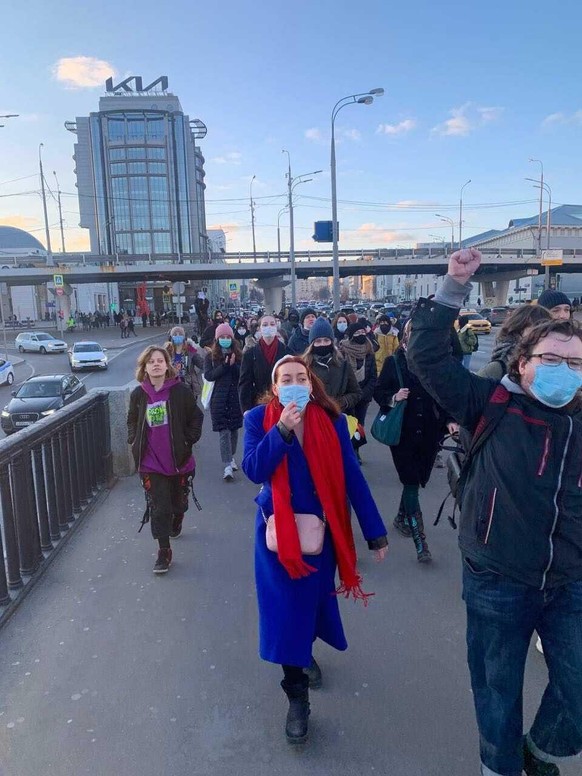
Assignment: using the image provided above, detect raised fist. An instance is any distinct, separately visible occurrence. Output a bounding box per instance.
[448,248,481,284]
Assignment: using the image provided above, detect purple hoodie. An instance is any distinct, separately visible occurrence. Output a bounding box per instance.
[139,377,195,476]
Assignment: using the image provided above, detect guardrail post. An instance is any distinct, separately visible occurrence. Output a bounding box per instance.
[80,413,93,500]
[0,522,10,605]
[0,464,22,589]
[59,426,74,522]
[86,407,98,492]
[69,419,82,513]
[12,453,41,576]
[32,445,53,552]
[43,437,61,541]
[51,432,69,532]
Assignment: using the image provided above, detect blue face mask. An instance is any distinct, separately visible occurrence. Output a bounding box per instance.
[530,362,582,408]
[278,384,311,412]
[171,335,184,345]
[337,322,348,332]
[218,338,232,349]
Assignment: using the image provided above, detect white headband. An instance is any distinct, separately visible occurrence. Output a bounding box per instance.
[271,354,300,384]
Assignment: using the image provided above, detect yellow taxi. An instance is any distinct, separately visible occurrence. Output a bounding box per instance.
[455,311,492,335]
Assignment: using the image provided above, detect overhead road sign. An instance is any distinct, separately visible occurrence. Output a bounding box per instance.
[541,249,563,266]
[53,274,64,287]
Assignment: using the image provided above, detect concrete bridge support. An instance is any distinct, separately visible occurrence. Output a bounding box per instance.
[255,275,289,315]
[481,280,510,306]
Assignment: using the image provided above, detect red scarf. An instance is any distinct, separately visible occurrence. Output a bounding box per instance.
[259,336,279,366]
[263,400,372,603]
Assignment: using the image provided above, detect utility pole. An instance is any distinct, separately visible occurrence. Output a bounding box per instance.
[39,144,53,266]
[250,176,257,262]
[283,152,297,307]
[53,171,66,252]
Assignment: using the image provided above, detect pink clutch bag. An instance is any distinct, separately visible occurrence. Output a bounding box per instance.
[265,513,325,556]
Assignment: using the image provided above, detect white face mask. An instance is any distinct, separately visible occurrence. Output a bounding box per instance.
[261,325,277,338]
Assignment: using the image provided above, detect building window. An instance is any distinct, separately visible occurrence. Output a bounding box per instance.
[147,147,166,159]
[109,148,125,160]
[134,232,152,253]
[127,119,145,142]
[148,162,166,174]
[147,117,165,140]
[127,147,146,160]
[110,162,127,174]
[153,233,171,253]
[128,162,147,174]
[107,118,125,141]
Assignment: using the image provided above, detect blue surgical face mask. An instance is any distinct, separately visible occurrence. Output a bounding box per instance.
[171,335,184,345]
[530,362,582,408]
[218,338,232,349]
[278,384,310,412]
[261,325,277,338]
[337,322,348,332]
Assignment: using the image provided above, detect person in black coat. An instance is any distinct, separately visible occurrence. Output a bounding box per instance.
[339,321,377,460]
[287,308,317,355]
[239,315,288,413]
[373,324,450,563]
[203,323,243,481]
[200,310,224,348]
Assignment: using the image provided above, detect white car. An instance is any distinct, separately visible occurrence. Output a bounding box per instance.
[68,341,108,371]
[15,332,67,354]
[0,358,14,386]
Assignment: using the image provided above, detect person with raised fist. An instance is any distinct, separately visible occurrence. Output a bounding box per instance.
[408,248,582,776]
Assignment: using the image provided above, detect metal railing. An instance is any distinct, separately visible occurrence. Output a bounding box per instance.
[0,391,112,614]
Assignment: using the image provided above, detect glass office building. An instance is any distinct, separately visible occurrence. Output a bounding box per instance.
[66,87,208,257]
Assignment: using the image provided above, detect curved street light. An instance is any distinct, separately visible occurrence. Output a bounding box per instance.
[249,175,257,261]
[459,180,471,250]
[526,173,552,290]
[331,88,384,309]
[435,213,455,254]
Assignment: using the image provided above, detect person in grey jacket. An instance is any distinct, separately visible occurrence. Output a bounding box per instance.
[408,248,582,776]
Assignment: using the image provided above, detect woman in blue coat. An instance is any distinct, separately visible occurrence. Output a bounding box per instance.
[242,354,388,745]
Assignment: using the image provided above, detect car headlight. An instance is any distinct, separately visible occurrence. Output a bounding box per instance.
[41,409,56,416]
[1,410,10,418]
[71,359,81,366]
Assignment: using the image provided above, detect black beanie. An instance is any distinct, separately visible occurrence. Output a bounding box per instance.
[537,290,571,310]
[300,307,316,325]
[347,321,367,339]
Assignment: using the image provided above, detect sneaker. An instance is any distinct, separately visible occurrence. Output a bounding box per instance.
[535,636,544,655]
[230,458,238,472]
[393,511,412,538]
[153,548,172,574]
[434,452,445,468]
[523,737,560,775]
[170,515,184,538]
[223,465,234,481]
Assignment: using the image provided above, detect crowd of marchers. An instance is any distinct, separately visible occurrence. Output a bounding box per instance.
[125,273,581,776]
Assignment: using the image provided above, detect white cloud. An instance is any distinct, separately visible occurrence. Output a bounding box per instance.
[541,110,582,128]
[377,119,417,136]
[305,127,322,142]
[395,200,438,208]
[341,128,361,141]
[53,56,115,89]
[209,152,242,165]
[431,102,503,137]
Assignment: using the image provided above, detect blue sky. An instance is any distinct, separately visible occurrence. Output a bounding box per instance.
[1,0,582,253]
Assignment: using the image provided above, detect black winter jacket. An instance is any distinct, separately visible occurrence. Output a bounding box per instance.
[309,355,362,413]
[238,340,288,413]
[127,382,204,471]
[374,349,447,486]
[287,327,310,355]
[203,352,243,432]
[408,284,582,590]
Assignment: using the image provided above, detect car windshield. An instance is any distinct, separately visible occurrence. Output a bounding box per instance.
[36,334,55,342]
[467,314,484,320]
[17,381,61,398]
[74,344,102,353]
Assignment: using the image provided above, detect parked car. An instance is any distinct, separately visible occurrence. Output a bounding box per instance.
[1,374,87,434]
[455,312,492,335]
[68,341,108,371]
[481,306,510,326]
[15,332,67,354]
[0,359,14,386]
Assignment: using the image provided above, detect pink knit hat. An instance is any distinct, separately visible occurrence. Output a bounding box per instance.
[215,322,234,339]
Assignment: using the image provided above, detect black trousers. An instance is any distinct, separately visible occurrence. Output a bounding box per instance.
[140,472,191,540]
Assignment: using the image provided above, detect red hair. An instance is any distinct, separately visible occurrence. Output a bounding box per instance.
[261,355,340,420]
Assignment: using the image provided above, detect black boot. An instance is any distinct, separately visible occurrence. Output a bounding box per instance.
[407,512,432,563]
[523,737,560,775]
[281,675,310,744]
[305,657,322,689]
[393,506,411,537]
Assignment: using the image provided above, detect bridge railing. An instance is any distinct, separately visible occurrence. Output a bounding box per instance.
[0,391,112,622]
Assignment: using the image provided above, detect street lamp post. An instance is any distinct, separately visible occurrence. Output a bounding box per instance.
[331,88,384,310]
[277,206,288,261]
[458,180,471,251]
[53,171,66,253]
[282,150,322,307]
[527,162,550,290]
[39,144,53,267]
[0,114,19,129]
[249,175,257,262]
[435,214,455,254]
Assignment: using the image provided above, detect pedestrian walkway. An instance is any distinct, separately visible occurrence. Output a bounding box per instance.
[0,418,574,776]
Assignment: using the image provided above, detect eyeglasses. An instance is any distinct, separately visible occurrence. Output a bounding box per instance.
[529,353,582,372]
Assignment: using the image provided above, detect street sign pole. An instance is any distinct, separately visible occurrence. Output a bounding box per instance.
[0,288,8,360]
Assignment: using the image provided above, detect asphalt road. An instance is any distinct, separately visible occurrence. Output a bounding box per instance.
[0,327,577,776]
